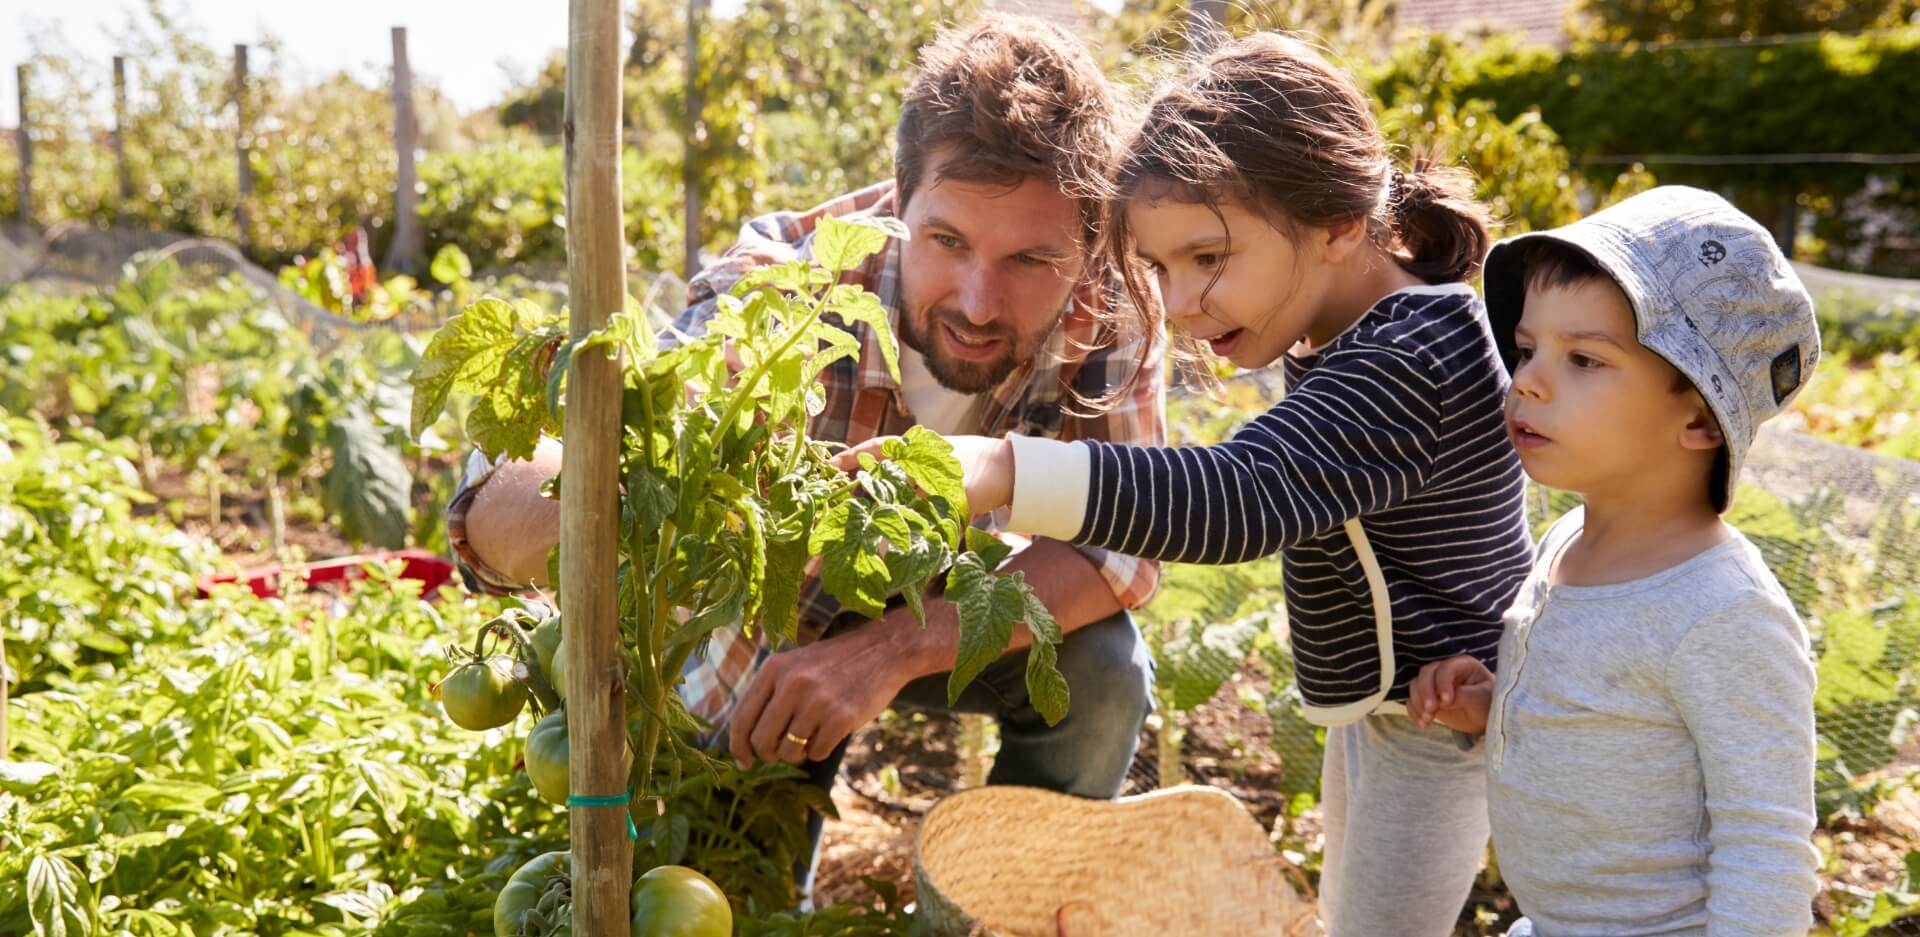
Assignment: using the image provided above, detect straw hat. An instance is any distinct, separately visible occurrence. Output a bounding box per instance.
[913,785,1321,937]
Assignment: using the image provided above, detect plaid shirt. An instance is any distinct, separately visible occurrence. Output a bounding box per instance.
[448,180,1165,726]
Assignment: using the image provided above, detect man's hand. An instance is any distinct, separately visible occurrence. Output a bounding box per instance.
[727,604,938,767]
[465,436,564,587]
[832,434,1017,515]
[1408,655,1494,735]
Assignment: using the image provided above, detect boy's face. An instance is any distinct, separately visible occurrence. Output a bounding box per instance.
[1506,277,1722,504]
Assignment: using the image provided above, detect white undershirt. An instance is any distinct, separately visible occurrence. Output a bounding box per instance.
[897,343,985,435]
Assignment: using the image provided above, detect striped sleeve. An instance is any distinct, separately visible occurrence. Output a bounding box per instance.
[1056,321,1167,609]
[1077,344,1441,565]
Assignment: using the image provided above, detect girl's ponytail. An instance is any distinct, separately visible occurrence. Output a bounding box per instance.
[1387,161,1492,284]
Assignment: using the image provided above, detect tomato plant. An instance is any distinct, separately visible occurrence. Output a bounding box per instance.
[411,217,1069,823]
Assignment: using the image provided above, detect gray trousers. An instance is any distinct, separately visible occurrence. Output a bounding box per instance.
[1318,712,1490,936]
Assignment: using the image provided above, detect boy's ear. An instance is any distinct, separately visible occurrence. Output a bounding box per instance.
[1679,398,1725,452]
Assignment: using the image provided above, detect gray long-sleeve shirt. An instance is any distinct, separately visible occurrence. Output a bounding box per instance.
[1487,508,1818,936]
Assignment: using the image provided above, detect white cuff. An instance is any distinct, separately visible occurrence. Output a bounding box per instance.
[1005,435,1091,541]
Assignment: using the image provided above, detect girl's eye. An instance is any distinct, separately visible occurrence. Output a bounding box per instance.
[1193,253,1222,268]
[1514,345,1534,363]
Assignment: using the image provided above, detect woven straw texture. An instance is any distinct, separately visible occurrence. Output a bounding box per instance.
[913,785,1321,937]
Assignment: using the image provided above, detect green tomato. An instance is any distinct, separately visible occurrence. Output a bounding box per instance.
[439,655,527,730]
[524,708,631,807]
[630,865,732,937]
[530,613,563,687]
[525,710,571,805]
[494,850,571,937]
[548,637,567,703]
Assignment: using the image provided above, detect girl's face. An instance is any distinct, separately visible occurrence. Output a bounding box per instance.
[1126,196,1335,369]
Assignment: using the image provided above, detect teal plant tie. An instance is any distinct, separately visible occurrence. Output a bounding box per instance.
[566,788,639,840]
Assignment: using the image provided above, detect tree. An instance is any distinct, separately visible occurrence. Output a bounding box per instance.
[1572,0,1919,43]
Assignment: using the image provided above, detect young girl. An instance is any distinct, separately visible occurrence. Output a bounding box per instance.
[848,34,1533,934]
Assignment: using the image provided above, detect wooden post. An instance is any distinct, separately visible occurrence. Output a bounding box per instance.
[1187,0,1226,52]
[114,56,132,223]
[563,0,631,931]
[15,65,30,225]
[233,44,252,251]
[384,27,424,275]
[682,0,707,279]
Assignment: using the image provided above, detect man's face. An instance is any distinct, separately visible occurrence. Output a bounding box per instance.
[1505,276,1718,504]
[896,153,1087,393]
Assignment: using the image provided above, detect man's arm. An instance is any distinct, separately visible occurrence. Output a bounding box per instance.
[728,536,1120,767]
[453,437,563,593]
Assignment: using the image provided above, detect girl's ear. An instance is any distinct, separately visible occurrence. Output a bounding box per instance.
[1322,217,1369,263]
[1679,397,1725,452]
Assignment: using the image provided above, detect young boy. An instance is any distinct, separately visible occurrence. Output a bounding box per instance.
[1409,186,1821,936]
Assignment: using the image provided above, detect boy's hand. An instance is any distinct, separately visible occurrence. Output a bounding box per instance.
[1409,655,1494,735]
[831,434,1016,515]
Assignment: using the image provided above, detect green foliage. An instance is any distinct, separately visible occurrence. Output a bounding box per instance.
[0,416,207,690]
[0,572,542,937]
[1571,0,1919,44]
[1792,349,1920,460]
[1368,28,1920,272]
[410,218,1067,821]
[635,759,834,915]
[415,143,684,275]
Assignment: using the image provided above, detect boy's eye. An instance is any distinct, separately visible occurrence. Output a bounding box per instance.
[1013,253,1048,268]
[1570,352,1603,369]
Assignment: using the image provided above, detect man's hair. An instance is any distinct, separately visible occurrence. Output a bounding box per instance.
[1514,239,1731,503]
[894,14,1123,252]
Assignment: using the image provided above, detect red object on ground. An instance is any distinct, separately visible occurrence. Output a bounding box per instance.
[197,549,457,600]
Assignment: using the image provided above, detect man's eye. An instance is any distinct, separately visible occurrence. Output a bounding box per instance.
[933,234,962,249]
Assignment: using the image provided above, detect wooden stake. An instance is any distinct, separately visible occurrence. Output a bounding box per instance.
[15,65,30,225]
[563,0,633,931]
[683,0,707,279]
[233,44,252,251]
[114,56,131,221]
[384,27,425,275]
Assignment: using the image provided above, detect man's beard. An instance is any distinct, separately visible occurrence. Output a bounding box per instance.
[898,306,1027,394]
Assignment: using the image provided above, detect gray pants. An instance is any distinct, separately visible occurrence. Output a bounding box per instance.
[1318,712,1490,937]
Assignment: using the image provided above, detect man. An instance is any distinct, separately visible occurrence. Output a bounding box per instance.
[448,12,1164,887]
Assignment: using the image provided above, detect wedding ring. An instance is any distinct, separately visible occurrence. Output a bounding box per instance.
[784,731,810,747]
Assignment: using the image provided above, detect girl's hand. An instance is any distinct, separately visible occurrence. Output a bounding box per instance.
[1409,655,1494,735]
[833,434,1017,515]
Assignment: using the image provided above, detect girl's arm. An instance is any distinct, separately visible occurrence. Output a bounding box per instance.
[988,343,1445,565]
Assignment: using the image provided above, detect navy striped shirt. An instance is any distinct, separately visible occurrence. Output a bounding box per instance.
[1077,284,1534,721]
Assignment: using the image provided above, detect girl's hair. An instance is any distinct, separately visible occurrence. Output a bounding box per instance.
[1106,33,1492,362]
